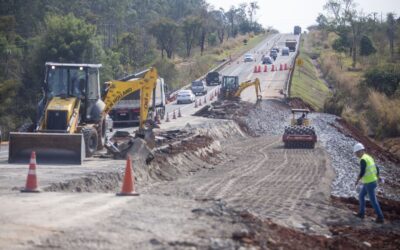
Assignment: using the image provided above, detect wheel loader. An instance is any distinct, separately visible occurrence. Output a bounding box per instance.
[8,62,159,164]
[282,109,317,148]
[218,76,262,101]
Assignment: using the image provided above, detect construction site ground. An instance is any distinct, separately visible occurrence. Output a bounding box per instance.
[1,99,399,250]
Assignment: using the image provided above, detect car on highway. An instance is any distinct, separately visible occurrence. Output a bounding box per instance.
[191,80,207,95]
[270,49,278,60]
[281,47,290,56]
[262,56,273,64]
[206,71,221,86]
[272,47,280,53]
[176,89,196,104]
[243,54,254,62]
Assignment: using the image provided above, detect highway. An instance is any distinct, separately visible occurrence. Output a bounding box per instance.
[165,33,298,118]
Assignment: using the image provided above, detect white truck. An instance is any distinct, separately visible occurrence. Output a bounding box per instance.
[109,77,166,125]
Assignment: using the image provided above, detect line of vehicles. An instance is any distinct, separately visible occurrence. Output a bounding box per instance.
[243,39,297,65]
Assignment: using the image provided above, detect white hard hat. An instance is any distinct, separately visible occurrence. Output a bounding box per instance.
[353,143,365,153]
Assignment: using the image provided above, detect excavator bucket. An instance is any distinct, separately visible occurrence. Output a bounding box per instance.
[8,132,85,164]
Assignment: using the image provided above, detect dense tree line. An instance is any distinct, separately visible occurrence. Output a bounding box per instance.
[0,0,264,135]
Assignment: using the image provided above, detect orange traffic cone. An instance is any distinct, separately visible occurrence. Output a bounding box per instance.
[284,63,288,70]
[279,64,283,71]
[271,65,275,71]
[21,151,40,193]
[254,66,258,73]
[166,112,170,122]
[172,110,176,119]
[117,156,139,196]
[257,65,261,73]
[178,108,182,118]
[264,65,268,72]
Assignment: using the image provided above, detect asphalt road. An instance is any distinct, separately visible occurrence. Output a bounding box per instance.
[165,33,298,118]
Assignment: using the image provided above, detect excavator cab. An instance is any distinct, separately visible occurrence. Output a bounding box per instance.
[220,76,239,99]
[219,76,262,101]
[42,63,104,126]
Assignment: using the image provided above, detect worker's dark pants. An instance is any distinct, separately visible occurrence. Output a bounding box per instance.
[359,181,384,219]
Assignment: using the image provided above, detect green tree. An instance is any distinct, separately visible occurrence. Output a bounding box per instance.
[149,18,180,59]
[38,14,98,63]
[363,65,400,96]
[359,35,376,56]
[182,16,201,57]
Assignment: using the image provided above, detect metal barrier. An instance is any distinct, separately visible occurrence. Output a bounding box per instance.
[284,35,301,99]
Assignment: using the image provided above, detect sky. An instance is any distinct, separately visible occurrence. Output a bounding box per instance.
[206,0,400,33]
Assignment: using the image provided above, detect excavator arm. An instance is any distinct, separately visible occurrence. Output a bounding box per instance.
[234,78,262,100]
[103,67,158,128]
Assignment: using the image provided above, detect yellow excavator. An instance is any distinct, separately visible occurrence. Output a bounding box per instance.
[8,62,159,164]
[219,76,262,101]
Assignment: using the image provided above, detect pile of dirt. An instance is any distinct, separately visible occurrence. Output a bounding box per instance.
[332,118,400,164]
[383,137,400,162]
[193,100,259,136]
[287,97,315,111]
[235,210,400,249]
[331,195,400,221]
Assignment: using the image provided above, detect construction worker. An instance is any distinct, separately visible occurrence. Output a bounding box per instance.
[353,142,384,223]
[297,113,306,125]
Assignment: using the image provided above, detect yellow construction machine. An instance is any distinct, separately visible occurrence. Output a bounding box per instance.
[219,76,262,101]
[9,62,159,164]
[282,109,317,148]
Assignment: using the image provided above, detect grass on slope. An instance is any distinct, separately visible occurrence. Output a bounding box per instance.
[291,36,330,111]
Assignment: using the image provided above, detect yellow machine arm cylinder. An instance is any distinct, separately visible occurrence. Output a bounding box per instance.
[235,78,262,100]
[103,67,158,128]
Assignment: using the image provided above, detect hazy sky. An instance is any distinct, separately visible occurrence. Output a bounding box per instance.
[206,0,400,33]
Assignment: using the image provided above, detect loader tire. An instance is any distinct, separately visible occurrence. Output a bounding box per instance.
[83,127,98,157]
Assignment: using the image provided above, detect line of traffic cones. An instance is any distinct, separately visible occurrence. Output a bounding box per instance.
[253,63,290,73]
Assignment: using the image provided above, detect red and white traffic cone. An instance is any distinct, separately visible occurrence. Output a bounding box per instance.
[172,110,176,119]
[21,151,40,193]
[165,112,170,122]
[178,108,182,118]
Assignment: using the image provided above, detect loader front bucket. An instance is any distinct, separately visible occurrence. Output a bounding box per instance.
[8,132,85,164]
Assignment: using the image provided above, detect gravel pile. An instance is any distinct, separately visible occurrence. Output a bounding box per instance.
[242,100,394,199]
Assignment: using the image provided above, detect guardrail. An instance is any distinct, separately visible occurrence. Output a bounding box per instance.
[284,35,301,99]
[166,59,231,103]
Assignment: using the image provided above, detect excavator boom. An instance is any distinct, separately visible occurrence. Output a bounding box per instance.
[103,67,158,128]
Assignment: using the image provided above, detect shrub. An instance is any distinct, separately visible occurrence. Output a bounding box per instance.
[323,91,346,115]
[363,64,400,96]
[367,91,400,138]
[359,35,376,56]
